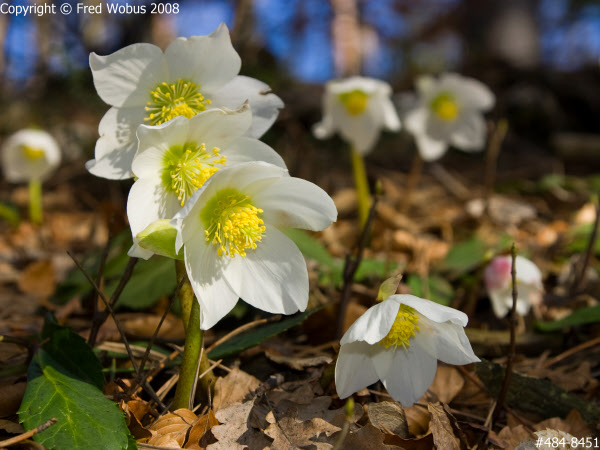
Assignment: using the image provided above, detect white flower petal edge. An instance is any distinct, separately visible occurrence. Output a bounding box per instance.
[405,72,495,162]
[171,162,337,330]
[335,294,479,406]
[2,129,61,182]
[126,106,287,259]
[88,23,283,180]
[312,76,401,155]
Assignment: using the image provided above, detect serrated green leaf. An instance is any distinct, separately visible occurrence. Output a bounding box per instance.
[406,275,454,306]
[442,238,488,275]
[137,219,183,260]
[112,256,177,310]
[19,350,134,450]
[536,304,600,331]
[41,318,104,390]
[207,307,323,360]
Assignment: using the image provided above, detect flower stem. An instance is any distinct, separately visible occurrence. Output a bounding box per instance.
[28,179,42,225]
[172,260,215,410]
[350,147,370,225]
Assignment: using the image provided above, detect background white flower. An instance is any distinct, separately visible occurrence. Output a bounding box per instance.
[335,294,479,406]
[484,255,543,318]
[1,129,61,183]
[313,76,401,155]
[127,105,286,259]
[88,23,284,180]
[405,73,495,161]
[171,162,337,330]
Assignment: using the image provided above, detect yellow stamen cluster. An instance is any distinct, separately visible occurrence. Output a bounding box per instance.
[430,92,459,121]
[204,192,266,258]
[163,143,226,206]
[379,305,420,350]
[22,145,45,160]
[339,89,369,116]
[145,79,211,126]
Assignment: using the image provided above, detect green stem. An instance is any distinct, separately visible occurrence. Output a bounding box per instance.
[172,260,216,410]
[350,147,370,225]
[28,179,42,225]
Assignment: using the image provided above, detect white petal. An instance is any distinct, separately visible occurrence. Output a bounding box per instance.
[449,112,487,151]
[416,75,436,97]
[165,23,240,94]
[404,106,427,135]
[336,102,382,155]
[185,106,252,148]
[335,342,380,399]
[128,240,155,260]
[89,44,167,108]
[184,239,239,330]
[133,119,190,177]
[222,137,286,169]
[87,139,137,180]
[489,289,511,318]
[394,295,468,327]
[210,76,284,138]
[415,133,447,162]
[442,73,495,111]
[371,346,437,407]
[249,177,337,231]
[312,93,335,140]
[380,96,401,132]
[417,316,479,365]
[1,129,61,182]
[515,256,543,288]
[223,227,308,314]
[340,299,400,346]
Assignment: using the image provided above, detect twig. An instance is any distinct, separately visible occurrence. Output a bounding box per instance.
[206,317,275,352]
[493,244,518,422]
[484,119,509,212]
[88,217,114,347]
[335,190,380,339]
[88,257,138,347]
[0,418,57,447]
[400,152,423,213]
[542,335,600,369]
[572,197,600,293]
[134,277,184,391]
[67,251,139,376]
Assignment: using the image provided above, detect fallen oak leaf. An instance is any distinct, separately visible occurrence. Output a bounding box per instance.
[367,401,409,438]
[427,402,460,450]
[143,408,198,447]
[185,410,219,449]
[263,409,340,450]
[213,368,260,412]
[208,399,272,450]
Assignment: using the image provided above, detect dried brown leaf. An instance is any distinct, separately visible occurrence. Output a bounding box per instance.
[209,399,271,450]
[0,381,26,417]
[265,350,332,371]
[144,408,198,447]
[428,402,460,450]
[367,401,409,437]
[0,419,25,434]
[340,423,397,449]
[497,424,532,449]
[263,409,340,450]
[429,366,465,404]
[404,403,430,437]
[213,368,260,412]
[534,409,591,439]
[17,260,55,298]
[384,432,435,449]
[185,410,219,449]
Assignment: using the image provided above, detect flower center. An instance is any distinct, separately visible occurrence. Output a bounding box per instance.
[430,92,459,121]
[145,79,211,126]
[201,188,266,258]
[339,89,369,116]
[379,305,420,350]
[161,142,226,206]
[22,145,45,160]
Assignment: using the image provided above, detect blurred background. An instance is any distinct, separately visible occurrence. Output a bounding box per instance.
[0,0,599,187]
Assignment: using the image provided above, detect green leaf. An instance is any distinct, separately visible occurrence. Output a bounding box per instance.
[112,256,177,310]
[137,219,183,260]
[536,304,600,331]
[207,307,323,360]
[355,258,396,282]
[406,275,454,306]
[41,318,104,391]
[442,238,488,276]
[19,350,135,450]
[283,229,336,269]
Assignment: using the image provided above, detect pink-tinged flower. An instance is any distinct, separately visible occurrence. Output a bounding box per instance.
[335,294,479,406]
[484,255,543,318]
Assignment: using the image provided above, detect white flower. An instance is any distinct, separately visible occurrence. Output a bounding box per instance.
[312,76,401,155]
[87,23,284,180]
[335,294,479,406]
[171,162,337,330]
[405,73,495,161]
[127,105,287,259]
[1,129,61,182]
[484,255,543,318]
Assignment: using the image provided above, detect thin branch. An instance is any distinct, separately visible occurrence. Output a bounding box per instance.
[542,335,600,369]
[335,190,380,339]
[67,251,139,376]
[484,119,509,211]
[493,243,518,422]
[0,418,57,447]
[206,317,275,352]
[572,196,600,293]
